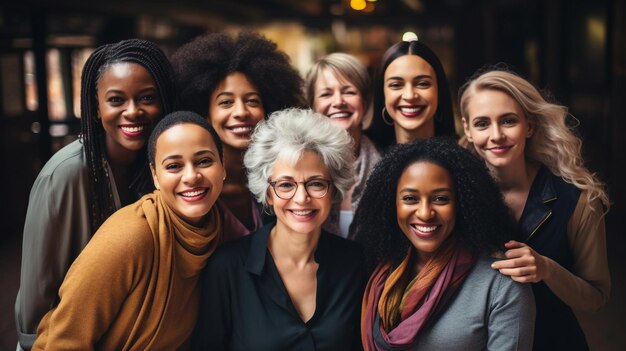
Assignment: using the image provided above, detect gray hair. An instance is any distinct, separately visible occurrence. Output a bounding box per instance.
[244,108,355,208]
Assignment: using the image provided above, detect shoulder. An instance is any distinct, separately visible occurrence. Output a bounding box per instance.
[320,231,364,266]
[541,166,581,201]
[208,231,253,268]
[92,202,154,253]
[471,256,534,303]
[37,140,87,180]
[360,136,382,162]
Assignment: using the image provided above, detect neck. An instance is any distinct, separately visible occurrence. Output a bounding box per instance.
[489,158,534,192]
[394,122,435,144]
[268,222,321,267]
[105,137,139,168]
[222,144,247,185]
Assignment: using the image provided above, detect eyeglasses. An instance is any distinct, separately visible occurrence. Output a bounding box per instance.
[268,179,332,200]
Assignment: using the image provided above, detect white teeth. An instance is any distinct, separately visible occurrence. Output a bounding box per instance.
[180,189,207,197]
[292,210,314,216]
[230,126,253,133]
[413,224,437,233]
[329,112,351,119]
[399,107,423,113]
[121,125,145,133]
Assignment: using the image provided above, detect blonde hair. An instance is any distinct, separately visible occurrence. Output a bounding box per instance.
[459,70,609,211]
[304,53,373,129]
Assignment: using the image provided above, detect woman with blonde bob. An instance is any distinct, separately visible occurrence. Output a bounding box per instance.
[460,68,611,350]
[194,108,365,350]
[305,53,381,237]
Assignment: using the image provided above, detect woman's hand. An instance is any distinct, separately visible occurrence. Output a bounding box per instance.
[491,240,551,283]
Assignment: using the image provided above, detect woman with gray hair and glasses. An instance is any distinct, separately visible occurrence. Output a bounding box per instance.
[193,108,365,350]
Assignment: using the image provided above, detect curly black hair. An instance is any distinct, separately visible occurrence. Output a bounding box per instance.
[171,31,305,117]
[351,137,519,274]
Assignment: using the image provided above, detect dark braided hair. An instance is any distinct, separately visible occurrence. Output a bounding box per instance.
[351,138,519,274]
[366,40,456,149]
[80,38,178,229]
[170,31,305,118]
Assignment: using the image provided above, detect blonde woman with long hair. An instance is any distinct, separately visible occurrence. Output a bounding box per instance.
[460,68,610,351]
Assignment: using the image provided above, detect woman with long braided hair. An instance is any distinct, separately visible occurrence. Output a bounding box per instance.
[15,38,177,350]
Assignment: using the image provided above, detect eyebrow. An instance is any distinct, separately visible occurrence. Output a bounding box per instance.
[214,91,260,99]
[399,187,453,193]
[386,74,433,82]
[160,149,215,165]
[273,174,327,181]
[471,112,519,120]
[105,87,158,95]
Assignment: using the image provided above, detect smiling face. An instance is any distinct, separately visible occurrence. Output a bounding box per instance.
[151,123,225,226]
[384,55,438,142]
[396,161,456,267]
[208,72,265,151]
[312,68,365,140]
[97,62,162,160]
[462,89,533,171]
[267,150,333,236]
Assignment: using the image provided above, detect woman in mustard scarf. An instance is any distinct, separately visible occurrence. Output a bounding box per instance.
[353,138,535,350]
[33,111,224,350]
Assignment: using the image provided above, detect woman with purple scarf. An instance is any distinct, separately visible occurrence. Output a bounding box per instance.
[352,138,535,350]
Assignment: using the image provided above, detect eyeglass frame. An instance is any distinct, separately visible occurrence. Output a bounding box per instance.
[267,178,333,200]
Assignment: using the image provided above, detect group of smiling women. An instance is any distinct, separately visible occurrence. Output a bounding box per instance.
[15,31,610,351]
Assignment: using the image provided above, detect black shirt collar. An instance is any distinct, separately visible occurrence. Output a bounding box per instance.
[245,223,331,276]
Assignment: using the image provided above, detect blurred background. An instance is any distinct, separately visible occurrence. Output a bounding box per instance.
[0,0,624,349]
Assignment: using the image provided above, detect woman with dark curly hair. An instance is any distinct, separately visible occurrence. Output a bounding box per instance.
[367,37,456,149]
[352,138,534,350]
[171,31,305,242]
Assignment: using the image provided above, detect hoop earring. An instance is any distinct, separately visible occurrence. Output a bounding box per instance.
[382,107,394,126]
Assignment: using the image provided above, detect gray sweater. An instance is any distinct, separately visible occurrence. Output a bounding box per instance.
[413,256,535,351]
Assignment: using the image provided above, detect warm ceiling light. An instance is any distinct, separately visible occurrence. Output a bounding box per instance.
[350,0,367,11]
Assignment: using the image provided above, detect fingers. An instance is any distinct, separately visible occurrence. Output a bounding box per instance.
[504,240,526,249]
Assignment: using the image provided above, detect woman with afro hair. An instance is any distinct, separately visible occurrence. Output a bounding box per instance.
[352,138,535,350]
[171,31,305,242]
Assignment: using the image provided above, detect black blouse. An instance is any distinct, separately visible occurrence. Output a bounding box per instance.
[193,223,365,351]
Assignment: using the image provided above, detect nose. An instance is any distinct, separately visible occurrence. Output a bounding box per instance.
[182,165,200,185]
[123,100,141,120]
[331,91,344,107]
[232,99,251,119]
[402,84,417,100]
[416,201,434,221]
[490,125,505,141]
[292,183,310,203]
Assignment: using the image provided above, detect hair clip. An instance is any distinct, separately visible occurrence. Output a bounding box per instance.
[402,32,419,42]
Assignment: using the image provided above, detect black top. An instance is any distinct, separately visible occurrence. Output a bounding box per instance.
[519,165,586,351]
[193,223,366,351]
